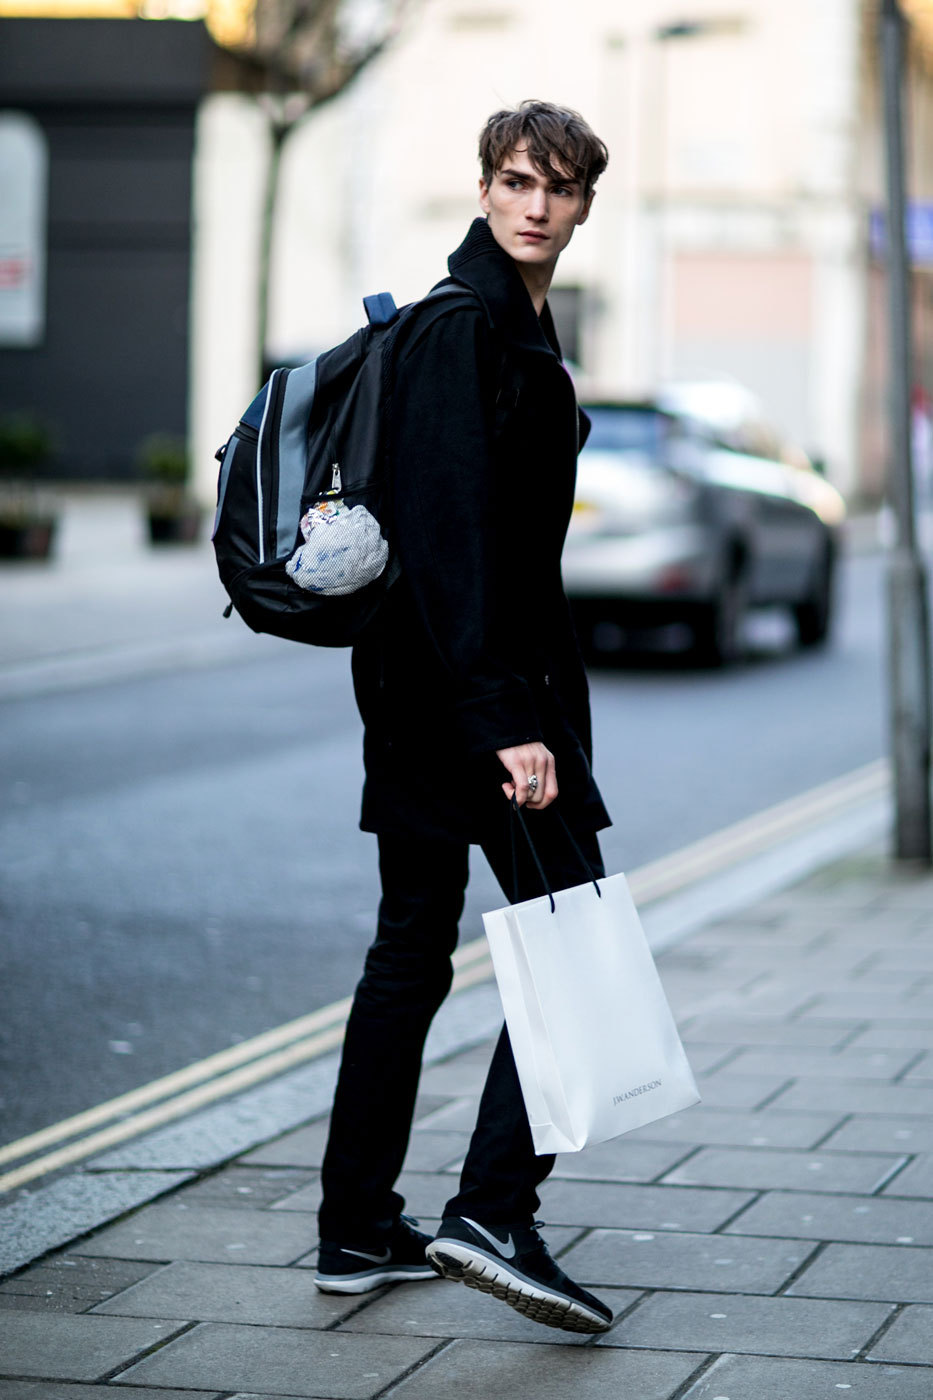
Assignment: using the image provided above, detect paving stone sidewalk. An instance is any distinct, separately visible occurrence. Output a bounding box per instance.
[2,849,932,1399]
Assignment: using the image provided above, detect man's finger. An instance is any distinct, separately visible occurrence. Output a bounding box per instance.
[527,754,558,811]
[495,743,557,806]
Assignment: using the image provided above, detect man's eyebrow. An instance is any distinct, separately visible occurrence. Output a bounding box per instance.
[499,166,580,187]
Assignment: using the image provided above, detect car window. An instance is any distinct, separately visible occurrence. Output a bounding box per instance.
[583,407,670,455]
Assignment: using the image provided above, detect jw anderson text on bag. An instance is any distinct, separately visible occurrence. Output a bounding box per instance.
[483,807,700,1155]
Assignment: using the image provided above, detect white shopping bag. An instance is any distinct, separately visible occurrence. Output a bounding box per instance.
[483,839,700,1156]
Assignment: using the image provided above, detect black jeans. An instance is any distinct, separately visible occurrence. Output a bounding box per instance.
[318,803,604,1242]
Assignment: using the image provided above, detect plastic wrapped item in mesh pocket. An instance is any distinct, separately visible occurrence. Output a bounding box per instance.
[285,501,389,596]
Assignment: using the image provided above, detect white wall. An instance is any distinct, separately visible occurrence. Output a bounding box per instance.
[189,94,269,504]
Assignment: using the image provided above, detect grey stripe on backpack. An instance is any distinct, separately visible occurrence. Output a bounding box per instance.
[275,357,321,558]
[212,435,238,542]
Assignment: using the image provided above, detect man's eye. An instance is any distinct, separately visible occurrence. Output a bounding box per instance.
[553,186,572,197]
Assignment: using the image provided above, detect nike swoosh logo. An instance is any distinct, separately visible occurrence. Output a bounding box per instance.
[341,1246,391,1264]
[462,1216,518,1259]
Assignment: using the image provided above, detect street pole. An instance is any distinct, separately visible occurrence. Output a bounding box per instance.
[880,0,933,862]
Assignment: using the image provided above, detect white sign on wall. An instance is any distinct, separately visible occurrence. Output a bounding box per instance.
[0,111,48,347]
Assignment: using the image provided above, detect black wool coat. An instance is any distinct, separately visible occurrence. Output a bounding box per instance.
[352,217,611,843]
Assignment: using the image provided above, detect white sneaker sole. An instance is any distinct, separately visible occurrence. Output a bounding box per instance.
[314,1264,436,1294]
[425,1239,611,1333]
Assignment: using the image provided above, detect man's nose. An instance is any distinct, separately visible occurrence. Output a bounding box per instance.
[526,187,548,220]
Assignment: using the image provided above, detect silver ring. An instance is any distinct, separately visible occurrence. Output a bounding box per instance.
[527,774,539,795]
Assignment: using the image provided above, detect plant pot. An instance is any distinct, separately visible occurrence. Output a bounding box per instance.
[146,503,204,546]
[0,518,56,560]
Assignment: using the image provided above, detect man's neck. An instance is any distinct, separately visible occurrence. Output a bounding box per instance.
[516,260,555,317]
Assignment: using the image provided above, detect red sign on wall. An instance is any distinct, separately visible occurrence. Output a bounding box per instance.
[0,112,47,347]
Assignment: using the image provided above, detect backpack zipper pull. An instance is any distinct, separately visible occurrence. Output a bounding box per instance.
[330,463,341,494]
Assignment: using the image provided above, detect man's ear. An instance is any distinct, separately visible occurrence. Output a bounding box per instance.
[479,176,491,215]
[577,191,595,227]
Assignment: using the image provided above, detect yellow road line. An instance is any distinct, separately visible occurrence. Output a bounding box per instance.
[627,758,887,904]
[0,1025,346,1194]
[0,955,498,1193]
[0,995,354,1169]
[0,759,887,1192]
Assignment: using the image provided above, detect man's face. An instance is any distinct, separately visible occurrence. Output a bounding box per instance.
[479,146,593,270]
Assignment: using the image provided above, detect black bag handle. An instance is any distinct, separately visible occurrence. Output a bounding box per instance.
[509,797,602,914]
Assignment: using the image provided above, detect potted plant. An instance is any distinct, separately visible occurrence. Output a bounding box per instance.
[0,414,57,561]
[137,433,204,545]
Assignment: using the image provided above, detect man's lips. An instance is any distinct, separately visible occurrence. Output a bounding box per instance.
[519,230,549,241]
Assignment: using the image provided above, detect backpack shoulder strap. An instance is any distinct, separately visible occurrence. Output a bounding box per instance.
[383,281,514,434]
[412,281,480,319]
[423,283,472,306]
[399,281,517,429]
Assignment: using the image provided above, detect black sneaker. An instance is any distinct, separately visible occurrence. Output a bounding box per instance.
[314,1215,437,1294]
[426,1216,612,1334]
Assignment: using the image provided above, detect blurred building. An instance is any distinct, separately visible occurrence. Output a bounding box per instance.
[194,0,933,503]
[4,2,933,501]
[0,16,214,478]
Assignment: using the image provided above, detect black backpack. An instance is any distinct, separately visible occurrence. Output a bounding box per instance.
[212,284,470,647]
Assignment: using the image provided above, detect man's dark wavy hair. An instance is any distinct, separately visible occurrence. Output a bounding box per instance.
[479,100,609,199]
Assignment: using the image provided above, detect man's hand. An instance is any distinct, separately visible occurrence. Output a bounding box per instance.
[496,742,558,810]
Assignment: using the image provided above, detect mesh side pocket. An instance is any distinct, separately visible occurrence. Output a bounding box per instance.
[285,505,389,596]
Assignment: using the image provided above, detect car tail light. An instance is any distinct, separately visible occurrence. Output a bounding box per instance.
[657,565,694,592]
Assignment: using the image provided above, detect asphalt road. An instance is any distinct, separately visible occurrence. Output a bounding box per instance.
[0,552,886,1149]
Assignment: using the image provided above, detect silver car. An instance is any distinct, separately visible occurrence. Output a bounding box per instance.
[563,398,846,664]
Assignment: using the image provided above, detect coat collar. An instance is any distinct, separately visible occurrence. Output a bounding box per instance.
[447,217,562,360]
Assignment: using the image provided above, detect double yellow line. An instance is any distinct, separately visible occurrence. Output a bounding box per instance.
[0,944,496,1194]
[0,760,887,1195]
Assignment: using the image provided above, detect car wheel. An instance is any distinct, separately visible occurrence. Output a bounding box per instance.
[692,568,748,667]
[794,545,834,649]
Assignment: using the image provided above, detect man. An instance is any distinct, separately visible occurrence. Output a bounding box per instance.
[314,101,613,1334]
